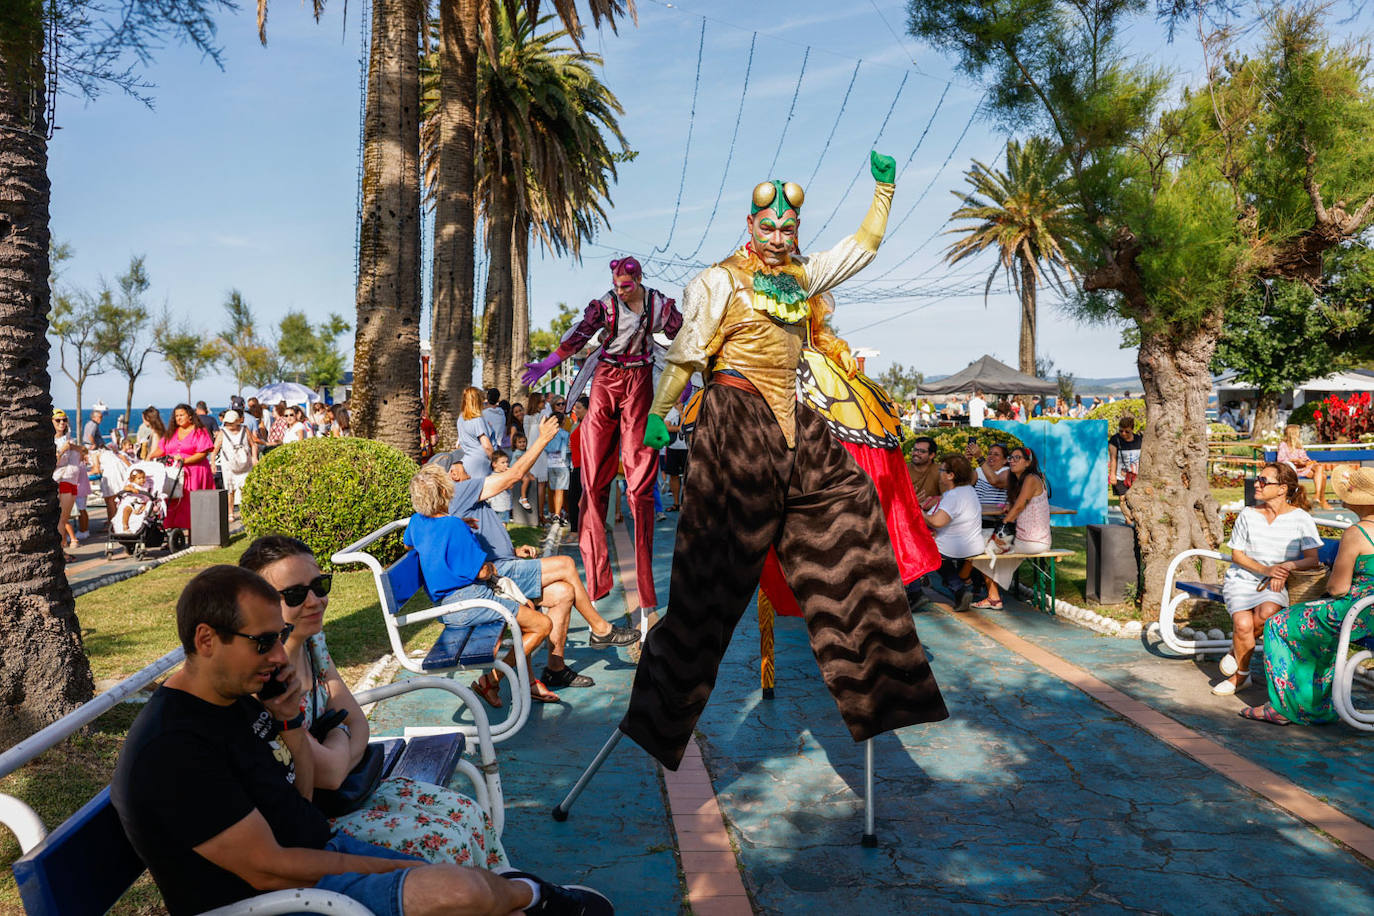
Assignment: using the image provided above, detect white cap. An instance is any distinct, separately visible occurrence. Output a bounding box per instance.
[91,400,109,413]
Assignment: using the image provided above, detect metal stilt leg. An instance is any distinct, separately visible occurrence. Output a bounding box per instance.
[860,739,877,847]
[551,727,625,821]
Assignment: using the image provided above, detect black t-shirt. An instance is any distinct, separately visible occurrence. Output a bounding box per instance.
[111,686,333,915]
[1109,432,1142,477]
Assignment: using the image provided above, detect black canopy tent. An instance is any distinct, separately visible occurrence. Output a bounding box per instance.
[917,355,1059,396]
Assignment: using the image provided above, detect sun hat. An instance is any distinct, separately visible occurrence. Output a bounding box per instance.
[1332,466,1374,508]
[223,410,243,424]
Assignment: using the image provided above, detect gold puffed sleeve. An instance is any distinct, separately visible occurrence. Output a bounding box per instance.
[800,182,895,298]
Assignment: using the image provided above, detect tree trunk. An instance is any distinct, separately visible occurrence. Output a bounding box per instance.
[125,381,135,435]
[481,175,516,395]
[428,0,479,449]
[1018,258,1037,416]
[352,0,424,457]
[1123,314,1225,622]
[508,217,530,400]
[1253,389,1282,439]
[0,13,96,741]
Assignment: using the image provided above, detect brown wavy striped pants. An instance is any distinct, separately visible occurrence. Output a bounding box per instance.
[620,384,948,770]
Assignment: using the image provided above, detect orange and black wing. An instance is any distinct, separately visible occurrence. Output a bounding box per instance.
[797,349,903,449]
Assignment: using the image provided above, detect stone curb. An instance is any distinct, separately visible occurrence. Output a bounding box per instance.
[1011,581,1144,640]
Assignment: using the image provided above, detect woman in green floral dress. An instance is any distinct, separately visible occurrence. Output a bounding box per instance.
[1243,469,1374,726]
[241,536,508,867]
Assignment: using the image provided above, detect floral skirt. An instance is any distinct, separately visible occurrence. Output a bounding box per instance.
[330,775,508,868]
[1263,575,1374,724]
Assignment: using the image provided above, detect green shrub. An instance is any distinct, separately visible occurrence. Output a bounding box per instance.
[1286,401,1320,428]
[1085,397,1146,435]
[902,426,1024,458]
[241,438,418,572]
[1207,422,1236,439]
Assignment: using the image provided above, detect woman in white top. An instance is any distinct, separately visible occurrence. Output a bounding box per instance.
[286,406,311,442]
[1212,462,1322,696]
[924,455,985,611]
[523,392,550,522]
[971,441,1009,519]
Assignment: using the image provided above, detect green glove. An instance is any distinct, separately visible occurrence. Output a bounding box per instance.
[643,414,670,450]
[870,150,896,184]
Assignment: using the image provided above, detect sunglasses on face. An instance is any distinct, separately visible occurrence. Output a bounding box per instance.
[277,574,332,607]
[218,623,294,654]
[1257,477,1280,487]
[1010,454,1027,462]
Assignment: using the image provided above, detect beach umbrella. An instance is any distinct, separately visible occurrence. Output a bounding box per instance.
[254,382,321,405]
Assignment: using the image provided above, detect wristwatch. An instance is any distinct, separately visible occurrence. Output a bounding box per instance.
[279,710,306,732]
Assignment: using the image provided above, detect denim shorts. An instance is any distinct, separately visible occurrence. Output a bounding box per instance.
[492,556,543,601]
[547,466,571,490]
[314,831,425,916]
[440,582,517,627]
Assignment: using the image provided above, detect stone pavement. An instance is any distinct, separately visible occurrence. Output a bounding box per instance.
[368,514,1374,913]
[61,502,245,595]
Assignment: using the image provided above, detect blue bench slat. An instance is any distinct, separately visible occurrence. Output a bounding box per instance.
[1318,538,1341,566]
[421,621,505,671]
[373,736,408,780]
[388,733,466,786]
[13,786,145,916]
[384,551,425,610]
[1174,581,1223,601]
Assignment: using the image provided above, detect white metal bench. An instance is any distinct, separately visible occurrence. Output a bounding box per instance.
[331,518,533,744]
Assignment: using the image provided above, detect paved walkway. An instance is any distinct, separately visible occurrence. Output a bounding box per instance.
[369,514,1374,913]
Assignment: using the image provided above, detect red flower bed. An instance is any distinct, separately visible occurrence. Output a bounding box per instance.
[1312,392,1372,443]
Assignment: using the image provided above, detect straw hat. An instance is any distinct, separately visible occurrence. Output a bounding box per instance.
[1332,466,1374,508]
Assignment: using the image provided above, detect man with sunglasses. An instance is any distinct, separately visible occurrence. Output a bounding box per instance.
[112,565,612,915]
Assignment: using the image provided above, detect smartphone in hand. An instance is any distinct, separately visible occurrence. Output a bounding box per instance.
[259,668,287,700]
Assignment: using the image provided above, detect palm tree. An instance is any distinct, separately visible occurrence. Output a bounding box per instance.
[427,0,631,444]
[472,10,627,395]
[945,137,1081,394]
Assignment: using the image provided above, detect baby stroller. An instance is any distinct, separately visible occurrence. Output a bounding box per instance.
[104,459,188,560]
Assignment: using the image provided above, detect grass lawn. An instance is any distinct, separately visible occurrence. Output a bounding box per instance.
[0,524,543,913]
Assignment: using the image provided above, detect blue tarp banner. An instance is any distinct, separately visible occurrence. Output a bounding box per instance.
[986,420,1108,527]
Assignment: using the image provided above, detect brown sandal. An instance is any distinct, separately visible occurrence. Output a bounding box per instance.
[471,674,502,708]
[529,679,560,704]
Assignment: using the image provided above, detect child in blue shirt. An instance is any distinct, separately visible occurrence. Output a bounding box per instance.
[405,464,556,704]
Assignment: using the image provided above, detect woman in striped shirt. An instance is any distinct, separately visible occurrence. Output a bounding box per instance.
[1212,463,1322,696]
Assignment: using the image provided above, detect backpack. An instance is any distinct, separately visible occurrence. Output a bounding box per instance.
[222,429,252,474]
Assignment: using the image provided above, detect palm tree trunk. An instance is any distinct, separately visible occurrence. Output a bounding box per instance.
[1019,257,1037,415]
[352,0,424,456]
[0,9,96,740]
[482,175,517,393]
[509,216,531,400]
[428,0,480,448]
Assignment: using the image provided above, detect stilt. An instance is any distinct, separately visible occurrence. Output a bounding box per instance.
[861,738,877,847]
[758,588,776,700]
[551,727,624,821]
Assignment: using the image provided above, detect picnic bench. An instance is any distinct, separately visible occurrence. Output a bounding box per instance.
[1158,526,1374,730]
[2,646,501,915]
[332,518,534,744]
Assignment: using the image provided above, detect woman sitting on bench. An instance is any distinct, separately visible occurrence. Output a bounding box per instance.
[239,535,510,867]
[971,446,1053,610]
[1243,468,1374,725]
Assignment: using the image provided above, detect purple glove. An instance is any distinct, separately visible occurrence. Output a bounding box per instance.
[521,353,561,388]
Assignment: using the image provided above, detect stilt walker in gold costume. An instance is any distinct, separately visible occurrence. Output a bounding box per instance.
[619,152,949,770]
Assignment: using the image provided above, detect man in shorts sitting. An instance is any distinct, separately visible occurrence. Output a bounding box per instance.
[111,564,611,916]
[439,415,639,691]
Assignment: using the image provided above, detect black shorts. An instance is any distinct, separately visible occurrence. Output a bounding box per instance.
[663,448,688,476]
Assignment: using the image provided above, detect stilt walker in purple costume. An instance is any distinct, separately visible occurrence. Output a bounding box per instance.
[522,258,682,616]
[622,152,949,770]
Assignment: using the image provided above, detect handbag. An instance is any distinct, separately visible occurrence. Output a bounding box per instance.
[312,742,386,818]
[1285,566,1329,604]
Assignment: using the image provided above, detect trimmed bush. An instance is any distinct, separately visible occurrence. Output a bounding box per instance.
[1285,401,1320,428]
[241,438,418,572]
[1085,397,1146,435]
[1207,422,1236,439]
[902,426,1024,459]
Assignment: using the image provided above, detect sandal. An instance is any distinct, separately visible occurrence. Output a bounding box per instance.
[971,598,1003,610]
[1239,704,1290,726]
[471,674,502,709]
[529,679,560,704]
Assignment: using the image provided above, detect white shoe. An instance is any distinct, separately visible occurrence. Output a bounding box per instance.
[1219,653,1238,677]
[1211,672,1252,696]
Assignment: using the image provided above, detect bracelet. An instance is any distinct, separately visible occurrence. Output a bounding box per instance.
[336,723,352,740]
[278,710,306,732]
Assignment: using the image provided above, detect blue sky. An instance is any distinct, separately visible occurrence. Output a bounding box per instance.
[48,0,1270,408]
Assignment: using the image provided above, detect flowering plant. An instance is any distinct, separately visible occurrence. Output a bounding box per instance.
[1312,392,1372,443]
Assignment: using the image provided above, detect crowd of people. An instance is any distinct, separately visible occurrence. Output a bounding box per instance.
[901,390,1127,428]
[52,394,352,558]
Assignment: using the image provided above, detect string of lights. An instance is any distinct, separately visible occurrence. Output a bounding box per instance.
[651,18,707,256]
[804,60,862,189]
[766,48,810,178]
[808,70,909,240]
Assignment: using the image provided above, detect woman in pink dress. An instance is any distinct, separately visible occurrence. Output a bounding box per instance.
[149,403,215,530]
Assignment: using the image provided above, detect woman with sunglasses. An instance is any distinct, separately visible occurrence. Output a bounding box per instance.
[1211,463,1321,697]
[53,409,85,558]
[971,446,1053,609]
[239,535,508,868]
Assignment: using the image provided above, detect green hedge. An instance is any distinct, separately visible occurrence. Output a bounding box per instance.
[241,437,418,572]
[902,426,1025,459]
[1085,397,1146,434]
[1286,401,1320,428]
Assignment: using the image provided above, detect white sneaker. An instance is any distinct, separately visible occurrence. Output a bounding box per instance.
[519,498,532,511]
[1211,673,1252,696]
[1219,653,1238,677]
